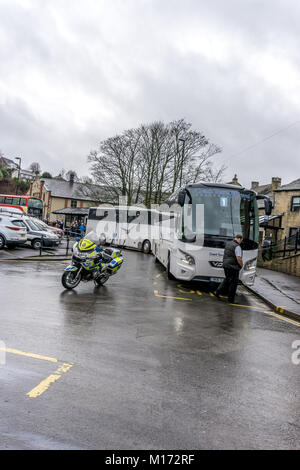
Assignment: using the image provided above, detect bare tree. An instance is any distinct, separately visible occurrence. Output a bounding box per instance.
[88,119,223,207]
[29,162,41,175]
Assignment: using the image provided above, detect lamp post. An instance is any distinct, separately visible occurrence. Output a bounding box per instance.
[14,157,21,195]
[178,138,185,188]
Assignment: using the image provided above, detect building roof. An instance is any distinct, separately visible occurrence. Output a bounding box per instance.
[41,178,107,201]
[0,157,18,169]
[259,213,283,225]
[274,178,300,191]
[52,207,90,215]
[253,183,273,196]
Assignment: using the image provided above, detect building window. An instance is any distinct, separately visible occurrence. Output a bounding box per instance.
[71,200,77,208]
[289,227,299,245]
[291,196,300,212]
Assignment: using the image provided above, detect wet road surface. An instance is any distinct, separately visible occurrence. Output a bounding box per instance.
[0,251,299,449]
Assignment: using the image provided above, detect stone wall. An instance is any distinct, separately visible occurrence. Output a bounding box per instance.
[258,252,300,277]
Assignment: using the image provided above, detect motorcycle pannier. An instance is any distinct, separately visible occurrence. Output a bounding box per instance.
[107,256,123,275]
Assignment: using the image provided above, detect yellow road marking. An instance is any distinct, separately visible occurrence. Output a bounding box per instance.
[27,374,61,398]
[1,347,73,398]
[177,284,195,294]
[153,280,300,327]
[228,303,266,310]
[27,363,73,398]
[154,290,192,301]
[263,310,300,327]
[0,347,58,363]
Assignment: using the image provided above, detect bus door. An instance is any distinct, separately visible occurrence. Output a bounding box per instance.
[127,209,150,249]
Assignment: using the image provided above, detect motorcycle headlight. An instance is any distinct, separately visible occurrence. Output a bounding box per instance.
[73,247,86,259]
[178,249,195,265]
[244,258,257,271]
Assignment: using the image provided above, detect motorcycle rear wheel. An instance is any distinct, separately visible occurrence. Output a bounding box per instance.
[94,273,110,286]
[62,270,82,289]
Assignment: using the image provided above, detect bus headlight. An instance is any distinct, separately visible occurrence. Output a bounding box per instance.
[244,258,257,271]
[179,249,195,265]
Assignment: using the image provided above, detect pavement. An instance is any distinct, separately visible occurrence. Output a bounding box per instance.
[248,268,300,322]
[0,238,72,261]
[0,251,299,449]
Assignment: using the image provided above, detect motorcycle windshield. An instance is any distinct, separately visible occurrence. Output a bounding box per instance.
[84,231,100,245]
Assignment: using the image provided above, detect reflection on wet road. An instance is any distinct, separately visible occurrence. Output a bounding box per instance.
[0,251,299,449]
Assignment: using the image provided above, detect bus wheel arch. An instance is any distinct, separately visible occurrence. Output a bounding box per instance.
[167,252,176,280]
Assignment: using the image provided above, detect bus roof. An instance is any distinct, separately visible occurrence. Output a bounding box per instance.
[185,182,247,191]
[89,205,152,211]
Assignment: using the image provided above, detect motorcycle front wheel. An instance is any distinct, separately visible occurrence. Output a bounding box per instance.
[62,270,82,289]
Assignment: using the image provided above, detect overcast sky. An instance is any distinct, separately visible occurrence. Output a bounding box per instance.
[0,0,299,188]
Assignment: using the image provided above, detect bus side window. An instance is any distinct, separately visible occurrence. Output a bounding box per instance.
[128,210,148,224]
[20,198,26,206]
[5,197,13,204]
[0,196,4,203]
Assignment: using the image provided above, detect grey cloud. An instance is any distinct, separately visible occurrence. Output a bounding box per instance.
[0,0,300,187]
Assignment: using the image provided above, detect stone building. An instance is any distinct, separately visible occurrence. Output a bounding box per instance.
[250,176,300,244]
[251,177,283,243]
[273,178,300,241]
[28,174,107,226]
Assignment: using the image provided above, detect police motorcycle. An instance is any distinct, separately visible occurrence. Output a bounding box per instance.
[61,232,124,290]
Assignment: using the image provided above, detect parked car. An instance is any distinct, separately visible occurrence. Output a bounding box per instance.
[0,213,27,249]
[35,220,64,240]
[21,216,60,250]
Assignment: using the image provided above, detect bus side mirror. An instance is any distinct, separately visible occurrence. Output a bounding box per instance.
[256,194,272,216]
[178,190,185,207]
[264,197,272,216]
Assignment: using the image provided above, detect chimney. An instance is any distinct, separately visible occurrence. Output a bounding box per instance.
[232,174,238,185]
[271,177,281,191]
[69,172,75,185]
[251,181,259,190]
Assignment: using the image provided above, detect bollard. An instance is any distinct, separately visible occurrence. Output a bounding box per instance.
[40,234,43,256]
[66,235,70,256]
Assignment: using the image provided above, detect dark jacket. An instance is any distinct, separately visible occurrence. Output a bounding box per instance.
[223,240,242,271]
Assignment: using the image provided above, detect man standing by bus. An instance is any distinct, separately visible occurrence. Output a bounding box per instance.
[214,234,243,304]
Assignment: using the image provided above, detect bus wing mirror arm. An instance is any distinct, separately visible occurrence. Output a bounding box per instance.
[178,190,185,207]
[178,189,192,207]
[256,194,272,216]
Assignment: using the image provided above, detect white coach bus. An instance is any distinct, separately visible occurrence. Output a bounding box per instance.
[152,182,272,286]
[86,205,158,253]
